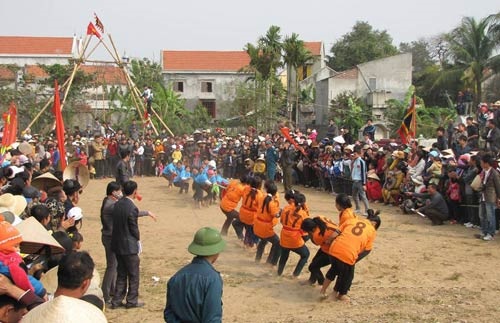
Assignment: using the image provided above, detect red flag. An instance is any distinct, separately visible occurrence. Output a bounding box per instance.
[1,102,17,154]
[397,95,417,144]
[280,127,308,158]
[53,81,67,170]
[94,13,104,33]
[86,22,102,39]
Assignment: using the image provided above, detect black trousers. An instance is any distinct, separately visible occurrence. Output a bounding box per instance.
[326,256,354,296]
[255,234,281,266]
[101,236,117,303]
[112,254,140,306]
[277,245,310,277]
[95,159,105,178]
[307,249,331,285]
[220,208,240,237]
[174,181,189,193]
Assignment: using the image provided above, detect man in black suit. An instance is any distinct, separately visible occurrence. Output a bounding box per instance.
[116,150,131,187]
[110,181,156,309]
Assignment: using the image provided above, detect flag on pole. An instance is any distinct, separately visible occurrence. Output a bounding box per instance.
[280,127,308,159]
[397,95,417,144]
[1,102,18,154]
[94,13,104,33]
[86,22,102,39]
[52,80,67,170]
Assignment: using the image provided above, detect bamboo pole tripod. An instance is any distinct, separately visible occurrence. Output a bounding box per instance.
[25,31,174,137]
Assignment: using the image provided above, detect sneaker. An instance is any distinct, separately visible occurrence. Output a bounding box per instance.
[464,222,474,228]
[482,234,494,241]
[474,233,485,239]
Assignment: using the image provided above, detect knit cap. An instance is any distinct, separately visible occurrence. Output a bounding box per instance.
[0,217,23,253]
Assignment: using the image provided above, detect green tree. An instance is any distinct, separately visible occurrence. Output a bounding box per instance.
[328,21,399,71]
[399,39,434,75]
[128,58,163,90]
[283,33,313,122]
[330,91,368,135]
[445,16,500,104]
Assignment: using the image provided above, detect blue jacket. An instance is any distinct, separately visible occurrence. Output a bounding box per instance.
[174,169,190,183]
[194,173,210,185]
[162,163,176,175]
[0,262,46,297]
[164,257,223,323]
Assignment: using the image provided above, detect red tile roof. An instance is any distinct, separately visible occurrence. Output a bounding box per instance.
[0,66,15,81]
[2,64,127,85]
[333,67,358,79]
[0,36,72,56]
[304,42,322,56]
[162,50,250,72]
[81,65,127,85]
[24,65,48,79]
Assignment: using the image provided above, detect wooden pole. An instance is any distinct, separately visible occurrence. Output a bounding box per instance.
[23,74,73,132]
[109,34,172,136]
[151,107,174,136]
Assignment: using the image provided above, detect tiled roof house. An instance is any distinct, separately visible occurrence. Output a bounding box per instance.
[161,50,251,119]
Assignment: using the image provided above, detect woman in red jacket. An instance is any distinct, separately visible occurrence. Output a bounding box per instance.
[232,176,263,248]
[277,192,310,277]
[220,175,248,238]
[301,216,339,285]
[254,180,281,265]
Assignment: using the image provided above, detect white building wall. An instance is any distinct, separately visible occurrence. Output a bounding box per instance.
[163,71,250,117]
[356,53,412,100]
[0,56,71,66]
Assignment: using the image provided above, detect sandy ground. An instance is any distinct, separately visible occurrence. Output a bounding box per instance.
[77,177,500,323]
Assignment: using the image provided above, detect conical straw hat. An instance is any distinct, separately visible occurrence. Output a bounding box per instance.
[16,217,65,254]
[22,295,107,323]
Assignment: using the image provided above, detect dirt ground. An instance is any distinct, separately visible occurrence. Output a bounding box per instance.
[78,177,500,323]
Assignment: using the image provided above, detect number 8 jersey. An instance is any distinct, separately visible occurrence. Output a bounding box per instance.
[328,217,377,265]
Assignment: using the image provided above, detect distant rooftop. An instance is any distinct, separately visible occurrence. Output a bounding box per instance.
[162,50,250,72]
[0,36,73,56]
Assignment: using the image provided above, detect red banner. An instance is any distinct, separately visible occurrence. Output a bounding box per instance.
[1,102,17,154]
[280,127,308,158]
[52,81,67,170]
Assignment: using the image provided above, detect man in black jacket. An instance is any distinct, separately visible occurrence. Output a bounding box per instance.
[110,181,156,309]
[116,150,131,187]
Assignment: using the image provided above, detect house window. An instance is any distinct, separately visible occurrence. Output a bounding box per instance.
[173,81,184,92]
[200,99,216,118]
[302,65,309,80]
[201,81,213,93]
[369,77,377,90]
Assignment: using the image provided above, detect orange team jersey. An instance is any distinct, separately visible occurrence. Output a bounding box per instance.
[239,187,263,225]
[254,195,280,239]
[338,207,356,226]
[220,180,244,212]
[328,217,376,265]
[310,216,339,253]
[280,204,309,249]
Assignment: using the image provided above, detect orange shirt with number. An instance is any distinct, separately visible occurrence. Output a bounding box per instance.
[310,216,339,253]
[338,207,356,226]
[239,187,263,225]
[280,204,309,249]
[220,180,244,212]
[328,217,376,265]
[254,194,280,239]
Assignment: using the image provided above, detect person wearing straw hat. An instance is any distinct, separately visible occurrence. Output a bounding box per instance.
[0,218,46,299]
[164,227,225,323]
[366,173,382,203]
[22,295,107,323]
